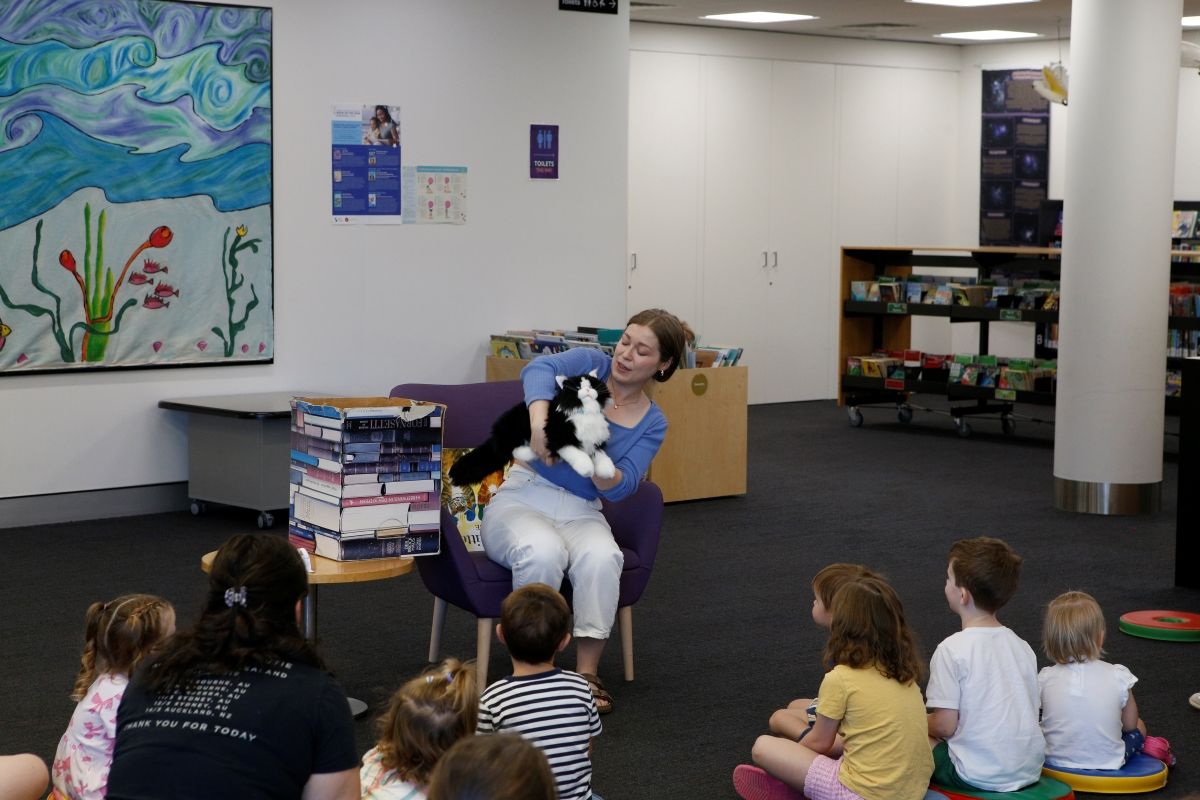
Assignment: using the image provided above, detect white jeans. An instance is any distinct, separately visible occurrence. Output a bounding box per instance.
[481,465,623,639]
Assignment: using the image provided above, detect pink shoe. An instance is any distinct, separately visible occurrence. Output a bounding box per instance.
[732,765,804,800]
[1142,735,1176,766]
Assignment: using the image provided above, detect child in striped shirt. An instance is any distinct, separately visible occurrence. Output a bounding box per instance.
[477,584,602,800]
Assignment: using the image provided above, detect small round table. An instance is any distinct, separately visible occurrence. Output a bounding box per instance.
[200,549,413,715]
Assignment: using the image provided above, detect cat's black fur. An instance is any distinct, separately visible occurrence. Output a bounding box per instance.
[448,372,614,486]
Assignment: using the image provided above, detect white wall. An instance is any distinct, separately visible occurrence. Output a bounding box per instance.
[0,0,630,500]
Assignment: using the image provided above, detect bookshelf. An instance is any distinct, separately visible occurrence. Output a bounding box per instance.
[838,245,1199,436]
[485,356,747,502]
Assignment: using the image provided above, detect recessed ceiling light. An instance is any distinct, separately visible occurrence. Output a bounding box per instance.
[936,29,1040,40]
[908,0,1039,7]
[702,12,817,24]
[1184,16,1200,27]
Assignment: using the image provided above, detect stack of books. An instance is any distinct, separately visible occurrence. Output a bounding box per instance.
[288,396,445,561]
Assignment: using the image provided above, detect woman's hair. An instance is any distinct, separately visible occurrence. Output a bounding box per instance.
[812,563,879,609]
[374,658,479,786]
[374,105,393,123]
[426,733,557,800]
[626,308,694,382]
[1042,590,1105,664]
[823,576,923,685]
[141,534,321,693]
[71,594,174,701]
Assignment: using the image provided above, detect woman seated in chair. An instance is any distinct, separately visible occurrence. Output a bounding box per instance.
[106,534,359,800]
[482,308,692,714]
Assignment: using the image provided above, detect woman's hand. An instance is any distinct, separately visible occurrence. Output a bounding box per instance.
[528,400,555,464]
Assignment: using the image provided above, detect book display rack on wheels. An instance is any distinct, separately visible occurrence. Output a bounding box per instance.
[838,245,1200,438]
[839,246,1061,438]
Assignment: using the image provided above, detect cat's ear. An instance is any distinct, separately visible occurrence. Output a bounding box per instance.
[555,374,566,389]
[587,368,599,379]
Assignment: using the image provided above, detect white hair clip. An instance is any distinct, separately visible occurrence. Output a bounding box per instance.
[224,586,248,608]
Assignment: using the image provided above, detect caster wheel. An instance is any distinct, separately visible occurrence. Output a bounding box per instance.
[847,407,864,427]
[897,406,913,424]
[1001,415,1016,436]
[955,419,973,438]
[257,511,274,529]
[190,500,205,516]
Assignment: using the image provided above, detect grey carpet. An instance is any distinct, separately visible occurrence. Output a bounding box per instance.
[4,400,1197,798]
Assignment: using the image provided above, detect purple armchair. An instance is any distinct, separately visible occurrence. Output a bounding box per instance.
[390,381,663,685]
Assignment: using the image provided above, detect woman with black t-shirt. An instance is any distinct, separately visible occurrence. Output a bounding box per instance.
[107,534,358,800]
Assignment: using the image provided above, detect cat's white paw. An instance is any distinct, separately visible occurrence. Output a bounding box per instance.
[558,445,594,477]
[512,445,536,462]
[593,451,615,479]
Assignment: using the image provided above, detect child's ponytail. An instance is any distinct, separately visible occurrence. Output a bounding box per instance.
[70,594,175,701]
[71,601,109,701]
[375,658,480,785]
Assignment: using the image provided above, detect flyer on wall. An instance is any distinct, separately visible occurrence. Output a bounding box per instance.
[331,104,402,224]
[401,166,468,224]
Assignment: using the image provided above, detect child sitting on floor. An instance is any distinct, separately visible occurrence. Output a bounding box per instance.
[767,563,879,743]
[477,584,602,800]
[51,594,175,800]
[926,536,1044,793]
[1038,590,1172,770]
[360,657,478,799]
[735,575,933,800]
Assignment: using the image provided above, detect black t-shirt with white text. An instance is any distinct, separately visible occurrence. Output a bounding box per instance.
[107,659,357,800]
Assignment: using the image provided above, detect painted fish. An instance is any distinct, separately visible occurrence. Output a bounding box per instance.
[127,272,154,286]
[153,282,180,298]
[0,318,10,351]
[142,295,169,309]
[142,259,168,274]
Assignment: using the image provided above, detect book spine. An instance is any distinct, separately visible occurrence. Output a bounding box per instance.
[374,471,435,482]
[300,474,344,498]
[315,531,441,560]
[301,412,342,430]
[290,462,344,485]
[289,450,343,474]
[341,492,430,508]
[342,416,439,432]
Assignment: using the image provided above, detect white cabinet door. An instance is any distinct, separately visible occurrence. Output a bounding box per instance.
[765,60,837,403]
[701,55,772,400]
[628,50,703,326]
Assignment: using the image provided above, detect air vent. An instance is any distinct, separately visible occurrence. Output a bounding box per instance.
[630,1,675,7]
[835,22,919,31]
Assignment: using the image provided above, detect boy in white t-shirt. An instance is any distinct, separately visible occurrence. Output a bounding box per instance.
[926,537,1045,793]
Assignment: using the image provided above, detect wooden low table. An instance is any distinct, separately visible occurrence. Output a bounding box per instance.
[201,548,413,715]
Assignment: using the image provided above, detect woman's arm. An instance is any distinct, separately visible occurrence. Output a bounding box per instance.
[592,410,666,499]
[301,768,359,800]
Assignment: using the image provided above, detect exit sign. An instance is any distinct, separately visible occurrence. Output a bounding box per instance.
[560,0,618,13]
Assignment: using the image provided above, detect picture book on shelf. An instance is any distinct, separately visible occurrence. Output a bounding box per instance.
[1173,209,1198,239]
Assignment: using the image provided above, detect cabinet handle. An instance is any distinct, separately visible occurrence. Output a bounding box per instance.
[762,251,768,268]
[771,251,778,268]
[631,253,637,271]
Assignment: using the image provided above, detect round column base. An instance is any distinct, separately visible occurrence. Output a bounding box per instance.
[1054,477,1161,515]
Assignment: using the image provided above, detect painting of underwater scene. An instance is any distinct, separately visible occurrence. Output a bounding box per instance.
[0,0,272,374]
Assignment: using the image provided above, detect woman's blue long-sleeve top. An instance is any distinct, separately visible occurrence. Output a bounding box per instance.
[520,348,667,502]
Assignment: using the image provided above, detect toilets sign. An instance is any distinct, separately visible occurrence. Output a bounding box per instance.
[530,124,559,180]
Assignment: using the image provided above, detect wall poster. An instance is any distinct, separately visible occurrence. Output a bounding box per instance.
[331,103,402,225]
[980,69,1050,246]
[0,0,274,375]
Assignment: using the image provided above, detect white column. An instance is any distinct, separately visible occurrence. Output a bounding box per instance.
[1054,0,1182,513]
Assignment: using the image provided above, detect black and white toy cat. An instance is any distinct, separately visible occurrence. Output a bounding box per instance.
[448,370,615,486]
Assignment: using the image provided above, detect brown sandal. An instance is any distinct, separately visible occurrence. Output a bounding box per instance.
[579,672,614,714]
